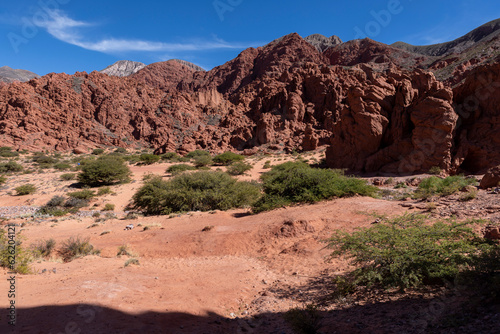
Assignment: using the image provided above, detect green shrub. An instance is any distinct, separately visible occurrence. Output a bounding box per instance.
[252,162,378,213]
[0,230,35,274]
[161,152,180,161]
[0,147,19,157]
[328,214,493,290]
[31,238,56,257]
[32,154,57,165]
[46,195,66,207]
[227,162,253,175]
[167,164,195,175]
[92,148,105,155]
[117,244,134,256]
[103,203,115,211]
[414,176,478,199]
[114,147,127,154]
[193,155,213,167]
[186,150,211,159]
[0,161,23,173]
[53,162,72,171]
[59,236,99,262]
[60,173,76,181]
[15,184,36,195]
[212,152,245,166]
[139,154,160,165]
[97,186,113,196]
[0,175,6,185]
[132,172,261,215]
[78,156,131,186]
[429,166,443,175]
[68,189,95,200]
[263,161,272,169]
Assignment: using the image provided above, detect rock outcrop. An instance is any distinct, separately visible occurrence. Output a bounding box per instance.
[0,66,39,83]
[480,165,500,189]
[100,60,146,77]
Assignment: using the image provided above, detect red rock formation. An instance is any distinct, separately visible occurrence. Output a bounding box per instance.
[452,63,500,172]
[480,165,500,189]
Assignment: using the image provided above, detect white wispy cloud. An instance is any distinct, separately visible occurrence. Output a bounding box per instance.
[35,10,253,53]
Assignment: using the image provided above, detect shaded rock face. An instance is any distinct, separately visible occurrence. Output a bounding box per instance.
[100,60,146,77]
[0,66,39,83]
[325,67,457,174]
[480,165,500,189]
[452,63,500,173]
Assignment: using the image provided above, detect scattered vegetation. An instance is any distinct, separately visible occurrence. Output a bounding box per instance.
[193,155,213,167]
[124,258,139,267]
[132,172,261,215]
[68,189,95,200]
[413,175,478,199]
[31,239,56,258]
[0,230,35,274]
[15,184,37,195]
[212,152,245,166]
[0,146,19,157]
[227,161,253,175]
[117,244,134,256]
[185,150,211,159]
[0,161,23,173]
[0,175,6,185]
[166,164,195,175]
[429,166,443,175]
[100,230,111,236]
[252,162,378,213]
[92,148,105,155]
[97,186,113,196]
[103,203,115,211]
[78,156,131,186]
[59,236,100,262]
[139,153,160,165]
[263,160,272,169]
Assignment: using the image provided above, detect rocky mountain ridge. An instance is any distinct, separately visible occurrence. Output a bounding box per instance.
[0,19,499,174]
[0,66,39,83]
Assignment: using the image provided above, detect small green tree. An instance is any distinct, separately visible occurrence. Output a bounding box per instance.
[78,156,131,186]
[139,154,160,165]
[213,152,245,165]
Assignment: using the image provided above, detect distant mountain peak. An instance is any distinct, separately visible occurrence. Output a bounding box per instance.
[100,60,147,77]
[0,66,39,83]
[170,59,205,72]
[304,34,343,52]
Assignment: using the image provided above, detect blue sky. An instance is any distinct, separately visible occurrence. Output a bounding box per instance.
[1,0,499,76]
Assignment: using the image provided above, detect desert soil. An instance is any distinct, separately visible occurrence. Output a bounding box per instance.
[0,153,498,334]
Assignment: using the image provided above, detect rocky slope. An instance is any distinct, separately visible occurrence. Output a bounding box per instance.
[0,66,39,83]
[100,60,146,77]
[0,20,499,174]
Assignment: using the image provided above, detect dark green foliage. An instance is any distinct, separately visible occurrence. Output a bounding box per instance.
[414,176,478,199]
[193,155,213,167]
[328,214,493,290]
[139,153,160,165]
[167,164,196,175]
[186,150,211,158]
[60,173,76,181]
[263,161,272,169]
[31,238,56,257]
[78,156,131,186]
[59,236,99,262]
[132,172,261,215]
[92,148,105,155]
[212,152,245,165]
[103,203,115,211]
[97,186,113,196]
[429,166,442,175]
[38,196,68,216]
[227,162,253,175]
[0,175,6,185]
[252,162,378,213]
[46,195,66,207]
[68,189,95,200]
[15,184,36,195]
[0,161,23,173]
